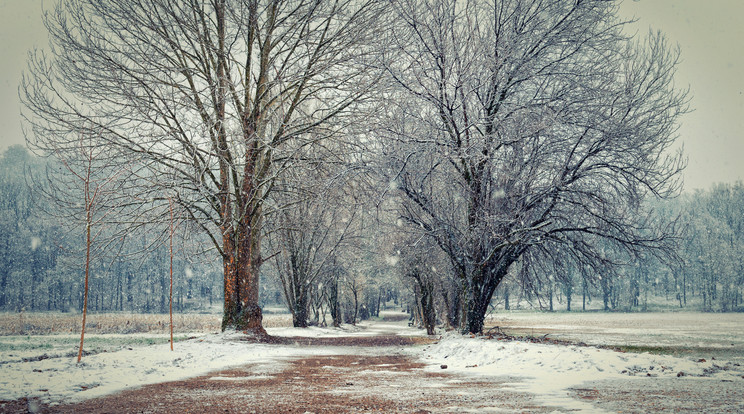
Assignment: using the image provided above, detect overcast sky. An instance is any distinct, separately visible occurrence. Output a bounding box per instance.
[1,0,742,192]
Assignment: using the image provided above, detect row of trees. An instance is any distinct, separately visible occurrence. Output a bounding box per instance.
[0,146,223,313]
[676,184,744,312]
[3,143,742,328]
[17,0,700,333]
[375,0,686,333]
[402,183,744,333]
[1,145,406,324]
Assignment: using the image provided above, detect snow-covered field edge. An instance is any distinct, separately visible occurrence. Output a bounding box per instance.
[412,332,744,412]
[2,313,743,412]
[0,329,341,406]
[0,318,423,406]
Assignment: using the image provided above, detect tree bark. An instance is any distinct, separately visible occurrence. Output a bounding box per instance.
[463,253,515,334]
[292,295,309,328]
[328,279,341,328]
[221,219,265,334]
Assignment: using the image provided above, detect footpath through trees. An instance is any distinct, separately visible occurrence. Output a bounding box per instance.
[6,313,743,413]
[11,314,552,413]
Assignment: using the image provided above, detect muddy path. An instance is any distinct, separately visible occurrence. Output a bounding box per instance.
[28,351,550,413]
[4,318,742,413]
[5,324,555,414]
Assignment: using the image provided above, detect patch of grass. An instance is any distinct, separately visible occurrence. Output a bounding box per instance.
[0,312,221,335]
[0,334,199,358]
[609,344,681,356]
[0,311,294,335]
[0,341,54,351]
[263,314,293,328]
[607,344,742,360]
[0,312,295,335]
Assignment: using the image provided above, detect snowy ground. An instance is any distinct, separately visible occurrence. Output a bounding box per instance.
[1,311,743,412]
[415,332,744,412]
[487,311,744,362]
[0,314,425,407]
[0,329,356,406]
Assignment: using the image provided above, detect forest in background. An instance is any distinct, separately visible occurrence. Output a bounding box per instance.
[2,145,742,321]
[5,1,743,337]
[0,144,403,326]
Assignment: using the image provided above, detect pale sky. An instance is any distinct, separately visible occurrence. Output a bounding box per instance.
[0,0,742,192]
[617,0,744,191]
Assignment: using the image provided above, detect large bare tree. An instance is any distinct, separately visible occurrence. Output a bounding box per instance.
[265,143,363,328]
[22,0,383,333]
[378,0,688,333]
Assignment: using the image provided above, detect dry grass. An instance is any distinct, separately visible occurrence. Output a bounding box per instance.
[0,312,293,335]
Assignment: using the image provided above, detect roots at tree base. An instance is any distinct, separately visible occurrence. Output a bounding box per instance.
[222,304,266,336]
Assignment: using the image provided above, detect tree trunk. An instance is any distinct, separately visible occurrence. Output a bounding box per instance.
[116,271,123,311]
[328,279,341,328]
[215,0,263,336]
[0,236,9,308]
[169,198,174,351]
[0,269,7,309]
[420,283,436,335]
[292,294,309,328]
[582,278,588,311]
[160,271,168,313]
[462,253,515,334]
[439,277,461,329]
[77,219,91,363]
[352,288,359,325]
[221,219,265,334]
[375,289,382,317]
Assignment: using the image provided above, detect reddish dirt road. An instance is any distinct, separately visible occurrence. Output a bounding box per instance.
[4,327,743,413]
[3,333,553,414]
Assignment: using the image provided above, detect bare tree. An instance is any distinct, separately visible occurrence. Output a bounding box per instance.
[43,132,124,362]
[377,0,688,333]
[22,0,384,333]
[265,157,362,328]
[397,239,444,335]
[321,254,346,327]
[167,196,178,350]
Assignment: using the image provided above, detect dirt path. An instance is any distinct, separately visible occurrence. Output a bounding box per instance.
[6,315,740,413]
[10,333,552,414]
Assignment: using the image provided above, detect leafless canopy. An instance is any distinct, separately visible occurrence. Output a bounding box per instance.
[22,0,384,331]
[377,0,688,333]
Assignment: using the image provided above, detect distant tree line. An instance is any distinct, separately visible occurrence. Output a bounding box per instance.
[0,146,406,321]
[3,145,742,321]
[15,0,731,338]
[402,183,744,330]
[0,145,224,313]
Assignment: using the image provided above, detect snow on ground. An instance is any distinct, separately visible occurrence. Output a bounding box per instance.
[268,323,369,338]
[0,333,192,364]
[413,332,744,412]
[488,311,744,357]
[0,317,422,406]
[2,311,743,413]
[0,330,347,406]
[270,314,422,338]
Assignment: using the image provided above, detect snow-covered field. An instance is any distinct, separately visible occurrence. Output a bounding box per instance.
[0,315,423,407]
[486,311,744,362]
[0,329,358,406]
[416,332,744,412]
[1,311,743,412]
